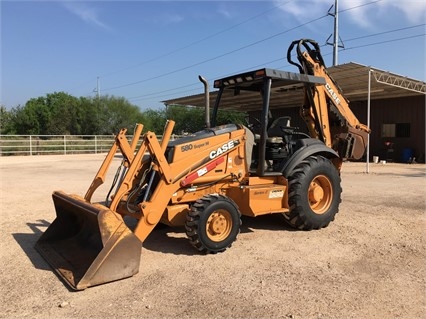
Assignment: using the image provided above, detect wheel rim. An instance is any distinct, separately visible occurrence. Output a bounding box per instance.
[308,175,333,214]
[206,209,233,242]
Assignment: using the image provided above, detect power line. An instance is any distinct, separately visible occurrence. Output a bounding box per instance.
[102,0,386,93]
[98,0,295,79]
[129,33,425,104]
[103,14,329,92]
[128,82,198,100]
[339,0,383,13]
[128,57,285,102]
[129,24,423,103]
[101,0,385,86]
[344,24,425,42]
[342,33,425,51]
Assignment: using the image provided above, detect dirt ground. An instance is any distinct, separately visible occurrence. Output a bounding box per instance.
[0,154,425,319]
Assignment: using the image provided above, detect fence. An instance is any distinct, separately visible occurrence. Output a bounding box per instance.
[0,134,172,156]
[0,135,117,156]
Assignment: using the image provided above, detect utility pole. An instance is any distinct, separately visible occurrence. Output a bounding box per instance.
[93,76,100,100]
[96,76,100,100]
[326,0,344,66]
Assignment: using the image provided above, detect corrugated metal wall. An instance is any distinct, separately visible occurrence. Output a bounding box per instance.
[350,95,425,163]
[249,95,425,163]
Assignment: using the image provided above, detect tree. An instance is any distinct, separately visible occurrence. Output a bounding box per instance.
[163,104,247,134]
[140,108,166,133]
[44,92,82,135]
[1,92,247,136]
[96,95,145,134]
[165,105,205,134]
[12,102,44,135]
[0,105,14,134]
[11,92,81,135]
[216,108,247,126]
[79,96,100,135]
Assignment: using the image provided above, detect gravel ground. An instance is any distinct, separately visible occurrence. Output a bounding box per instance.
[0,154,425,319]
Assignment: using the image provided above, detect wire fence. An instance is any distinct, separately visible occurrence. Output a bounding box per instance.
[0,135,117,156]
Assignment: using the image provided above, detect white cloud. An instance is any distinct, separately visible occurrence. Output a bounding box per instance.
[274,0,426,27]
[217,7,233,19]
[62,1,111,31]
[161,13,184,25]
[143,12,184,26]
[381,0,426,23]
[283,0,330,18]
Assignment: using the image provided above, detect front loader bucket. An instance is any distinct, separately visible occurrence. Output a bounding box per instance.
[35,191,141,290]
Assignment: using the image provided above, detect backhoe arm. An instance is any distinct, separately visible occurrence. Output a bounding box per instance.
[287,39,370,160]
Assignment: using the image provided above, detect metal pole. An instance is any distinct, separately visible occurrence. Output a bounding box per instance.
[366,69,371,173]
[97,76,100,100]
[333,0,339,66]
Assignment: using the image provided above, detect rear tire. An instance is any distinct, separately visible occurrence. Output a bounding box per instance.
[285,155,341,230]
[185,194,241,253]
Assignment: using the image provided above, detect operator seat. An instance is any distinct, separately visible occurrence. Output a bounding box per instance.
[243,126,255,169]
[267,116,292,138]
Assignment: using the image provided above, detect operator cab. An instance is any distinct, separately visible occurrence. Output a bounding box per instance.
[211,68,326,176]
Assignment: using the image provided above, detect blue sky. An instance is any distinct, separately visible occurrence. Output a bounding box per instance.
[1,0,425,110]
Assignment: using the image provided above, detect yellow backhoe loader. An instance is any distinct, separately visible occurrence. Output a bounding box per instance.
[35,39,370,290]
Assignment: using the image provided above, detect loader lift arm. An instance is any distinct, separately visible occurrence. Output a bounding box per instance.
[287,39,370,160]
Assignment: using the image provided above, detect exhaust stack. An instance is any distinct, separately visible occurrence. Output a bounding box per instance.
[198,75,210,129]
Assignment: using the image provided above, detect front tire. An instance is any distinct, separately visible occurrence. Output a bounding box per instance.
[185,194,241,253]
[285,155,342,230]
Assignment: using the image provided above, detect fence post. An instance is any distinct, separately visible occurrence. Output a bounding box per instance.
[30,136,33,156]
[64,135,66,155]
[95,135,97,154]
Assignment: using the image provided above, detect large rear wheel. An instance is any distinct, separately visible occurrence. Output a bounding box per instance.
[285,156,341,230]
[185,194,241,253]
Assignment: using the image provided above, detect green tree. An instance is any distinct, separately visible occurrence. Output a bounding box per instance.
[96,95,144,135]
[79,96,100,135]
[160,104,247,134]
[44,92,82,135]
[1,92,247,136]
[140,108,166,133]
[165,105,205,134]
[0,105,14,134]
[216,108,247,126]
[45,92,82,135]
[12,92,81,135]
[12,102,45,135]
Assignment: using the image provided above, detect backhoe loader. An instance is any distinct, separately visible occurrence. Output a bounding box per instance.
[35,39,370,290]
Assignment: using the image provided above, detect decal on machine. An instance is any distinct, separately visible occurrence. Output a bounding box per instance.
[181,141,210,152]
[325,83,341,105]
[209,139,240,159]
[269,189,284,199]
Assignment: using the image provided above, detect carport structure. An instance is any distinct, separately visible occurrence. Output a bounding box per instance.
[164,62,426,163]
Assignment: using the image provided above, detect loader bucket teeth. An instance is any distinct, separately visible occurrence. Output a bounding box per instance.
[35,191,141,290]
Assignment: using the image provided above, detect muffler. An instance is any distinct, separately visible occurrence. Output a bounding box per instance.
[35,191,141,290]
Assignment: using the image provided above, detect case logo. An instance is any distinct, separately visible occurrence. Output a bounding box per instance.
[325,83,341,105]
[209,140,239,159]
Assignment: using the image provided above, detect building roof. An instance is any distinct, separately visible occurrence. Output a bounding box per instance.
[162,62,426,111]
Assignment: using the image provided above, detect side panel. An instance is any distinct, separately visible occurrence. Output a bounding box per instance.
[226,184,289,216]
[161,204,190,226]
